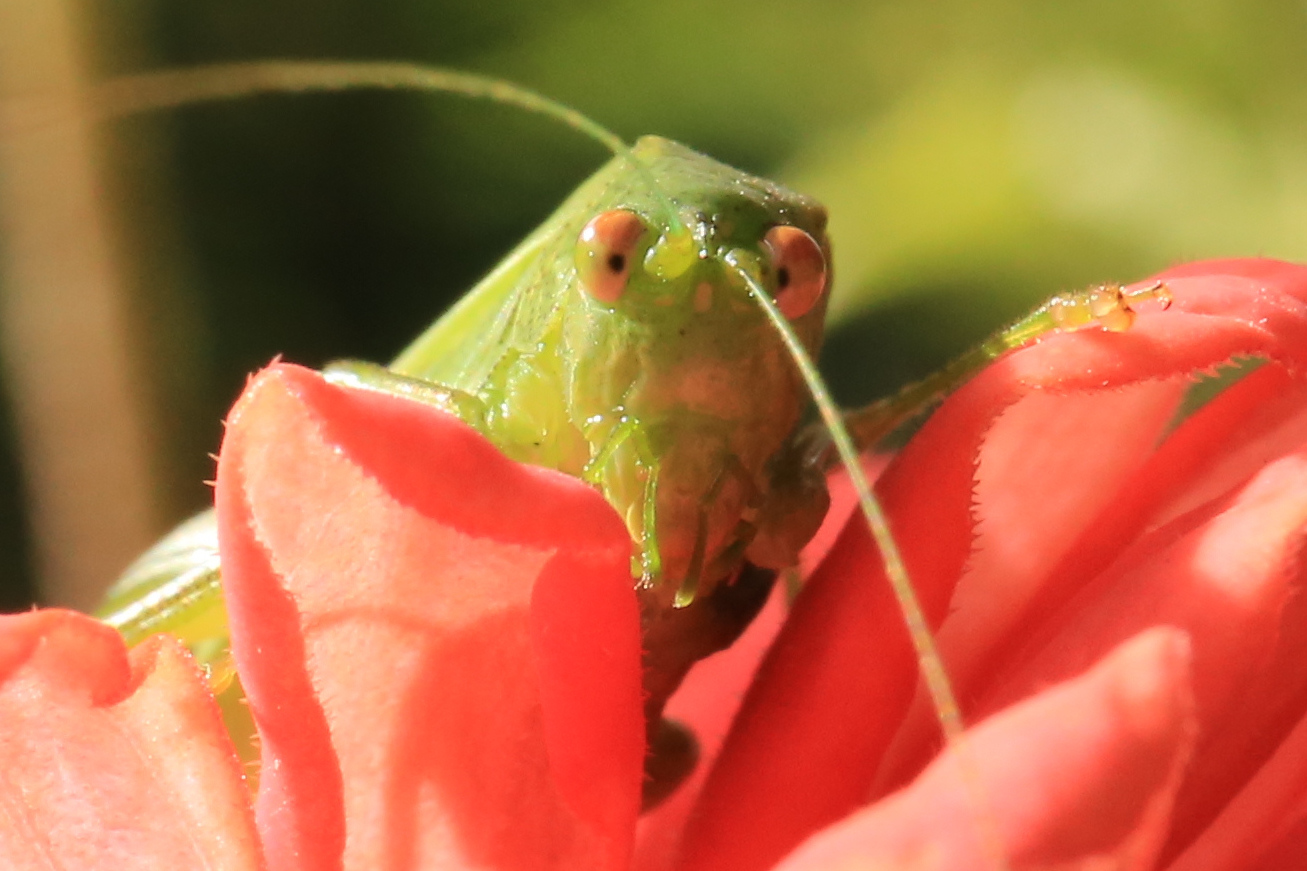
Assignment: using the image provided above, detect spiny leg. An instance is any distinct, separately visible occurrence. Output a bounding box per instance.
[97,511,232,689]
[100,361,491,689]
[582,414,663,585]
[97,510,258,765]
[842,280,1173,452]
[322,359,489,425]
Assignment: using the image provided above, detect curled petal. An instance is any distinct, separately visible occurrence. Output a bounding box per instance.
[676,259,1307,871]
[215,364,644,871]
[0,610,262,871]
[775,628,1197,871]
[875,261,1307,794]
[972,443,1307,862]
[977,445,1307,721]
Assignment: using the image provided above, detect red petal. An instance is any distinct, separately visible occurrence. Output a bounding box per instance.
[874,262,1307,793]
[0,610,262,870]
[941,380,1183,681]
[874,379,1185,795]
[1170,704,1307,871]
[873,364,1307,808]
[775,628,1197,871]
[988,267,1307,391]
[977,441,1307,712]
[998,362,1307,662]
[754,259,1307,866]
[1156,257,1307,291]
[1245,823,1307,871]
[974,442,1307,859]
[215,364,643,871]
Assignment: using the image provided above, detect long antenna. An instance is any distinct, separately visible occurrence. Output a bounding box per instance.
[91,61,627,155]
[726,251,1010,871]
[88,60,685,236]
[724,251,965,742]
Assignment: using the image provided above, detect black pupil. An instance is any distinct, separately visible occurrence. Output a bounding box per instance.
[777,266,791,289]
[607,252,626,274]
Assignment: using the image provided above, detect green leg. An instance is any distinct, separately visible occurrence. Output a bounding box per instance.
[322,359,488,426]
[582,414,664,587]
[97,511,232,686]
[841,280,1172,453]
[99,360,490,688]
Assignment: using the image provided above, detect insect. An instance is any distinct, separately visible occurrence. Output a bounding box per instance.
[92,61,1169,820]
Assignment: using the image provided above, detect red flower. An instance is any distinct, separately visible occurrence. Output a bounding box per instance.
[1,258,1305,871]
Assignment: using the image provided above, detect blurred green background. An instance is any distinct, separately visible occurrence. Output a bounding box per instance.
[0,0,1305,610]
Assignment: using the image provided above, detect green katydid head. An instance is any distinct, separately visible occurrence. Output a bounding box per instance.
[568,136,830,340]
[550,136,835,607]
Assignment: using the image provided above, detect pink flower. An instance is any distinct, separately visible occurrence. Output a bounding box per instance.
[1,258,1305,871]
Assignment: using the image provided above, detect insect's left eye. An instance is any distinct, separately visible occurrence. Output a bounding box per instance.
[764,225,827,319]
[576,209,649,304]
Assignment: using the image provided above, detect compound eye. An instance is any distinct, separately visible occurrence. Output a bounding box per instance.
[576,209,648,304]
[764,225,827,319]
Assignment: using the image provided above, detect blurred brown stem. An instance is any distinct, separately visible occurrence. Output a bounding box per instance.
[0,0,159,608]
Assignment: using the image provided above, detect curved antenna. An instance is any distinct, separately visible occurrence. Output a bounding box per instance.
[91,61,627,155]
[89,60,685,235]
[723,251,964,743]
[724,252,1010,871]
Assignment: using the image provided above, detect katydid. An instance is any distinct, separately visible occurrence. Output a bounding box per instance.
[93,61,1170,814]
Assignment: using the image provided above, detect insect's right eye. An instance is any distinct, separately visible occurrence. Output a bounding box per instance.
[576,209,648,304]
[764,225,827,320]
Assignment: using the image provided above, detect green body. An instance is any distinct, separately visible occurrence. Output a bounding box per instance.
[94,64,1172,811]
[101,136,834,667]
